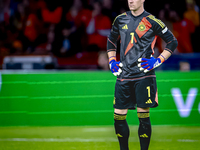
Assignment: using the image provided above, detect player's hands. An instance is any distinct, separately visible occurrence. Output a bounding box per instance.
[109,60,123,76]
[138,56,162,73]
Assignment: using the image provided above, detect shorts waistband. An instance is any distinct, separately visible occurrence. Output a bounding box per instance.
[117,75,156,82]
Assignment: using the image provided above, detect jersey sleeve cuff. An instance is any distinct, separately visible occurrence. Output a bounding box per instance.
[164,48,173,54]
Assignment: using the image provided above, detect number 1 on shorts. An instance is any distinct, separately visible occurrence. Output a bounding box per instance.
[147,86,150,98]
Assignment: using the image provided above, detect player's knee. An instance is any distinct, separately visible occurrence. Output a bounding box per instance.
[114,108,128,114]
[137,107,150,112]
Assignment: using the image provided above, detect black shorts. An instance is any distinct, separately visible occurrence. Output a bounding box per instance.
[114,76,158,110]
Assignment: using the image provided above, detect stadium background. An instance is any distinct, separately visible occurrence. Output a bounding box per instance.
[0,0,200,149]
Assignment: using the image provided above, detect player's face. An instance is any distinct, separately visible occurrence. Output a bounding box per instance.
[128,0,144,11]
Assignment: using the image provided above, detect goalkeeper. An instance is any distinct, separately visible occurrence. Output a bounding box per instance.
[107,0,178,150]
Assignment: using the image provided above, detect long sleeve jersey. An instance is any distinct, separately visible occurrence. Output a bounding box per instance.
[107,11,178,79]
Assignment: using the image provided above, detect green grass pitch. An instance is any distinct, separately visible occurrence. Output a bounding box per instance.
[0,126,199,150]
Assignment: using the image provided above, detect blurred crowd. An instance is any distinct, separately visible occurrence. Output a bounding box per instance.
[0,0,200,70]
[156,0,200,54]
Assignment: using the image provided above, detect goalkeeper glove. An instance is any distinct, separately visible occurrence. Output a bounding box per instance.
[138,55,165,73]
[109,58,123,76]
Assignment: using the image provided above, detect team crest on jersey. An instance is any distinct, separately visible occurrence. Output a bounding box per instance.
[136,17,152,38]
[138,24,146,31]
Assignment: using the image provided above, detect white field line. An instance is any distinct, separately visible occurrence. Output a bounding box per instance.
[83,128,110,132]
[0,138,118,142]
[0,138,199,143]
[177,139,199,142]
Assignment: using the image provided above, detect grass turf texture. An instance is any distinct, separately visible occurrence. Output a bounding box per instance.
[0,126,199,150]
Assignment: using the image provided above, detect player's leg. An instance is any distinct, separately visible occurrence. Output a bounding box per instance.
[114,80,135,150]
[114,108,129,150]
[135,77,158,150]
[137,107,151,150]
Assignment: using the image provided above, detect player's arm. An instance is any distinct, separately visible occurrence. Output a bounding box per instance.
[107,17,123,76]
[138,16,178,73]
[158,26,178,60]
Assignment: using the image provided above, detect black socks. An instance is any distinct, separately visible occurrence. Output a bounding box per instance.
[114,112,152,150]
[137,112,151,150]
[114,113,129,150]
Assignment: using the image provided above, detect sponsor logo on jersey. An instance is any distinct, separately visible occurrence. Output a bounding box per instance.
[122,24,128,29]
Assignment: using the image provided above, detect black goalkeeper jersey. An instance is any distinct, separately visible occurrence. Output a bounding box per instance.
[107,11,177,79]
